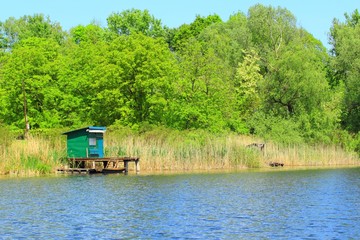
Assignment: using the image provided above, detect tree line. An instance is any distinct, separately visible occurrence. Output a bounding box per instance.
[0,5,359,149]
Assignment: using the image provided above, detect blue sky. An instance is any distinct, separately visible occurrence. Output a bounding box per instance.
[0,0,358,49]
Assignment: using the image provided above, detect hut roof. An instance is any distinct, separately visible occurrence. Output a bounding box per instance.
[62,126,106,135]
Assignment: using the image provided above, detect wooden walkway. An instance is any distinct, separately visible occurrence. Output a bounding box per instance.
[57,157,140,174]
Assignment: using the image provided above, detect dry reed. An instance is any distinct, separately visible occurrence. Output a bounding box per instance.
[0,135,66,176]
[104,130,360,172]
[0,128,359,176]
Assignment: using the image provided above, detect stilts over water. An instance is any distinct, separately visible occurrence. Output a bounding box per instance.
[57,126,140,174]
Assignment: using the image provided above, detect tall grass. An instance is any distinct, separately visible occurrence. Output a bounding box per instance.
[264,142,358,166]
[0,126,359,176]
[0,134,66,176]
[105,127,360,172]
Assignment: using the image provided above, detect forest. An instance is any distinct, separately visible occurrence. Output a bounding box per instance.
[0,4,359,155]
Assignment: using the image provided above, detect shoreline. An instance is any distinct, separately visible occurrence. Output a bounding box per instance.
[1,164,359,179]
[1,131,359,178]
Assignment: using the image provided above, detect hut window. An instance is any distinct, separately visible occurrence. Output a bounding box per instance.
[89,138,96,146]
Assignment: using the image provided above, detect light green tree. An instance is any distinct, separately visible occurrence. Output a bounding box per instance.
[89,34,178,126]
[57,34,108,126]
[0,37,61,129]
[0,14,65,50]
[107,9,165,38]
[247,4,297,60]
[235,49,263,120]
[70,23,108,44]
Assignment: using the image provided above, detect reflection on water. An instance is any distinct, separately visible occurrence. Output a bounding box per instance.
[1,168,360,239]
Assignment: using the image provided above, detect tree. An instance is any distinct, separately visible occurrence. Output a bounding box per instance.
[235,49,263,121]
[170,14,222,51]
[167,38,231,132]
[199,11,252,70]
[57,35,109,127]
[247,4,297,65]
[0,14,65,51]
[0,37,61,129]
[263,42,328,115]
[70,23,108,44]
[89,34,178,126]
[245,5,337,142]
[107,9,165,38]
[330,9,360,132]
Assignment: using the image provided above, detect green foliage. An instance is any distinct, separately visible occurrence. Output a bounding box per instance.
[0,123,13,148]
[167,38,231,132]
[90,33,178,126]
[247,4,297,58]
[21,155,52,174]
[263,42,329,116]
[70,23,108,44]
[107,9,165,38]
[330,10,360,132]
[248,112,304,145]
[233,147,262,168]
[353,134,360,157]
[170,14,222,51]
[235,49,262,122]
[0,14,65,50]
[0,37,62,129]
[185,12,250,71]
[0,6,358,155]
[344,9,360,27]
[58,36,108,126]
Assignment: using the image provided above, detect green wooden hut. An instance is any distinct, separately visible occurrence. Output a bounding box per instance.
[63,126,106,158]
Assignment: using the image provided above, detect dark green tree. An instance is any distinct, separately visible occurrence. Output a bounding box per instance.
[330,9,360,132]
[167,38,232,132]
[170,14,222,51]
[199,12,252,71]
[245,5,338,142]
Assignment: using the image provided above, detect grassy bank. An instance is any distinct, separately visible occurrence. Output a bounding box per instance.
[0,131,66,176]
[0,126,359,176]
[106,127,359,171]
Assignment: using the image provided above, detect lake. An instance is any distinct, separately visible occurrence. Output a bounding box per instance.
[1,167,360,239]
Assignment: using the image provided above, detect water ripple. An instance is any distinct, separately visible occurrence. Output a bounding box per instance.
[0,168,360,239]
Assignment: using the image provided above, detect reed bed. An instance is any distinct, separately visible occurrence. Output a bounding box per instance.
[0,127,359,176]
[0,135,66,176]
[104,128,360,172]
[105,133,262,171]
[264,142,359,167]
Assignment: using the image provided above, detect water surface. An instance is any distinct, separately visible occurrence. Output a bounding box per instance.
[1,168,360,239]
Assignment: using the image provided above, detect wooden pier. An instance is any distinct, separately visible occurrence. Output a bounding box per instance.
[57,157,140,174]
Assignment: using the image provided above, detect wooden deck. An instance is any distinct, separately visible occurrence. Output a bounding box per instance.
[57,168,97,174]
[57,157,140,174]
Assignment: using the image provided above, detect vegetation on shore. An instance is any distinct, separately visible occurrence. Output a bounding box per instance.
[0,5,360,175]
[0,125,358,176]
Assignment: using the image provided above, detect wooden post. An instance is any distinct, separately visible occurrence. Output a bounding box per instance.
[124,160,129,175]
[135,159,140,174]
[22,79,29,139]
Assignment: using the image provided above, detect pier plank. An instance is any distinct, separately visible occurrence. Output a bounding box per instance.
[57,157,140,174]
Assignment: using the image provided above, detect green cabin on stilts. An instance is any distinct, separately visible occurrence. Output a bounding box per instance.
[62,126,106,158]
